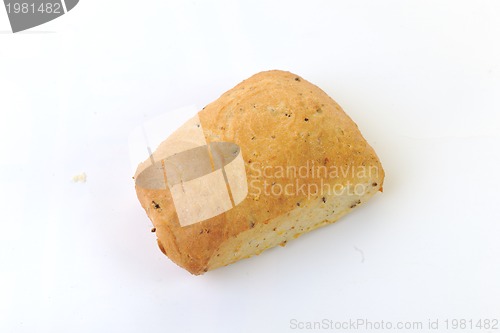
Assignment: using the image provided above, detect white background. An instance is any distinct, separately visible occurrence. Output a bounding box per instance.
[1,1,500,332]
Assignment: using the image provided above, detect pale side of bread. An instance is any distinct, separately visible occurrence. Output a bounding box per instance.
[134,70,384,275]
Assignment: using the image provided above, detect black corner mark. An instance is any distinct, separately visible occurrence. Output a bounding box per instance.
[3,0,79,33]
[64,0,77,11]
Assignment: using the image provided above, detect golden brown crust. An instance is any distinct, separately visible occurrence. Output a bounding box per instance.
[135,70,384,275]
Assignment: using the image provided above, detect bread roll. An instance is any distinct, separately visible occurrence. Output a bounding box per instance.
[134,70,384,275]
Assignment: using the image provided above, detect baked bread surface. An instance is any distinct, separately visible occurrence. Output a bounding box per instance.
[135,70,384,275]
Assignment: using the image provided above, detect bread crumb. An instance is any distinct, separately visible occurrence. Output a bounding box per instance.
[72,172,87,183]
